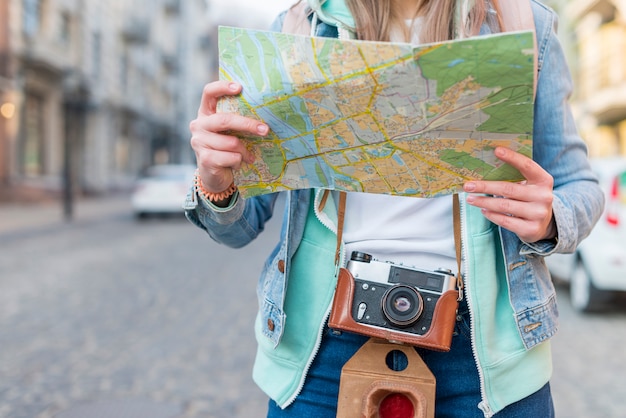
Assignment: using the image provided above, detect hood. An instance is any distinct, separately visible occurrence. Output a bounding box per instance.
[307,0,355,30]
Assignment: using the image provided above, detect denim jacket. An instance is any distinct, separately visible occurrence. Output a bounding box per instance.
[184,1,604,415]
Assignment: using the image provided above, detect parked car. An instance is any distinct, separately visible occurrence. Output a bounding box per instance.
[131,164,196,219]
[546,157,626,312]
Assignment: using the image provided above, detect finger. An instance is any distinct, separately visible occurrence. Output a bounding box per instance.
[191,131,255,165]
[465,177,554,205]
[479,207,529,233]
[464,179,532,202]
[204,112,269,137]
[492,147,549,185]
[198,148,247,172]
[198,81,242,116]
[481,206,553,243]
[481,207,524,226]
[466,194,548,220]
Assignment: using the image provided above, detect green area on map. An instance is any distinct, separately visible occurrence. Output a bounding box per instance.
[218,26,535,198]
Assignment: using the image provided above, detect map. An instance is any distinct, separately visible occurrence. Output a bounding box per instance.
[218,26,535,198]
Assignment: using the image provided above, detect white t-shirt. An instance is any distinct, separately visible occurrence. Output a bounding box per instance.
[342,17,456,273]
[342,193,456,272]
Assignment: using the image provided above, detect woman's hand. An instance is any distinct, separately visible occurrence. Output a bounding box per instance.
[189,81,268,194]
[463,147,557,243]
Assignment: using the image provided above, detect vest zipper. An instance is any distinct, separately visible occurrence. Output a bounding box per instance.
[461,195,494,417]
[283,189,345,407]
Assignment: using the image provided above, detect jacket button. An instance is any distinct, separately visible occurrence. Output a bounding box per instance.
[277,259,285,273]
[267,319,275,332]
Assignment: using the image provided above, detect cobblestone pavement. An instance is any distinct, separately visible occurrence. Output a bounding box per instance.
[0,193,132,237]
[0,195,272,418]
[551,289,626,417]
[1,195,625,418]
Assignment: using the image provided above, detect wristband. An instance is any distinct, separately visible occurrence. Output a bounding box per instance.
[194,171,238,203]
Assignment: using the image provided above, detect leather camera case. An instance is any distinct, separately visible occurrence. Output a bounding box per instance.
[329,267,458,351]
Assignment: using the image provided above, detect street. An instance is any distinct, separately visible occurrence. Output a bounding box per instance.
[1,196,625,418]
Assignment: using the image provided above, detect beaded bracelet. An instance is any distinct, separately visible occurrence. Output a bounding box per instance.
[194,171,238,203]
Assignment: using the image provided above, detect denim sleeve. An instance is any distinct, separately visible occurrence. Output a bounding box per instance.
[528,5,604,255]
[183,186,279,249]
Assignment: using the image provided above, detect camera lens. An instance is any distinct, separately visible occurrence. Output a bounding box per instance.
[382,285,423,327]
[351,251,372,263]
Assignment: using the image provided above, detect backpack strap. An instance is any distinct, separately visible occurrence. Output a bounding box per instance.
[496,0,536,36]
[282,2,312,36]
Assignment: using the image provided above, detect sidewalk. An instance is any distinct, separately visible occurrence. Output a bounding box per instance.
[0,193,134,236]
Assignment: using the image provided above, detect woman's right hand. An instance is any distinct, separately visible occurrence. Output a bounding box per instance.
[189,81,268,194]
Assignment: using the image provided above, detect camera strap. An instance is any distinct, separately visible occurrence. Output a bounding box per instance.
[334,191,347,265]
[332,191,464,301]
[452,193,464,301]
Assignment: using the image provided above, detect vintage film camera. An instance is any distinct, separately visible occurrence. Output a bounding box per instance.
[329,251,460,351]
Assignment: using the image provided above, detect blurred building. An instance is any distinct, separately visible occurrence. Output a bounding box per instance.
[0,0,215,202]
[565,0,626,157]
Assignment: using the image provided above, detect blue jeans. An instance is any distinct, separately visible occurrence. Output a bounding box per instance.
[266,301,555,417]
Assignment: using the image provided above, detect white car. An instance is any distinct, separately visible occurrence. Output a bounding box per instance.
[131,164,196,219]
[546,157,626,312]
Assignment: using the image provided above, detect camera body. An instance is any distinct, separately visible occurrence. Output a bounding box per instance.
[347,251,457,337]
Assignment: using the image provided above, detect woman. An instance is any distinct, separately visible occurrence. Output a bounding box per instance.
[185,0,604,416]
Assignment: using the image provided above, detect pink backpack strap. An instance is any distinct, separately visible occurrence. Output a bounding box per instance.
[496,0,538,97]
[282,1,312,36]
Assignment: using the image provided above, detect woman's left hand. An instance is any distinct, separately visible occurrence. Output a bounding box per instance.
[463,146,557,243]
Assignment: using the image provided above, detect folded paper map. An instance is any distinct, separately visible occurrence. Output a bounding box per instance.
[218,26,535,198]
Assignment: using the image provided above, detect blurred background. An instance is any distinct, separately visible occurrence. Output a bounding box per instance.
[1,0,625,417]
[0,0,290,208]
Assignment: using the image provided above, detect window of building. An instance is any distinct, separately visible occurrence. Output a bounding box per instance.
[59,11,71,44]
[20,93,45,176]
[120,53,128,92]
[22,0,42,38]
[92,32,101,80]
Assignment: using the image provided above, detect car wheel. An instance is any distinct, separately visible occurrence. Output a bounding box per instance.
[569,259,603,312]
